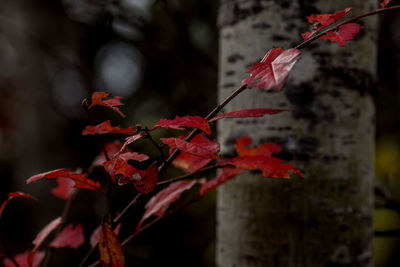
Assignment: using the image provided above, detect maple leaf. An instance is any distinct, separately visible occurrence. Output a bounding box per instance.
[0,192,36,219]
[29,217,62,265]
[90,223,121,248]
[99,224,125,267]
[230,155,303,178]
[119,132,146,152]
[3,251,45,267]
[235,136,282,156]
[161,134,220,159]
[171,134,216,173]
[82,120,134,135]
[209,108,286,123]
[49,224,85,249]
[319,23,363,46]
[89,92,126,117]
[104,152,149,182]
[243,48,302,91]
[92,141,128,167]
[27,169,105,193]
[51,177,76,200]
[120,163,159,194]
[137,180,201,232]
[153,116,211,136]
[199,167,243,196]
[302,8,352,40]
[380,0,392,8]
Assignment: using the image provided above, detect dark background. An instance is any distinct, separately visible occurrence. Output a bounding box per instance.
[0,0,399,266]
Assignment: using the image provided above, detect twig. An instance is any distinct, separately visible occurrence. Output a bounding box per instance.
[43,190,79,267]
[0,231,20,267]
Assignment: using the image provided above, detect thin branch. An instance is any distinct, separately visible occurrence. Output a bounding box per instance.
[82,99,110,161]
[112,193,141,225]
[144,128,167,163]
[0,231,20,267]
[43,190,79,267]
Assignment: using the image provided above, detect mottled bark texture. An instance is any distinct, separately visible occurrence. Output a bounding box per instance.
[216,1,377,266]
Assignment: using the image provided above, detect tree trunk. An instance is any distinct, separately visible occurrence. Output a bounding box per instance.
[216,1,377,266]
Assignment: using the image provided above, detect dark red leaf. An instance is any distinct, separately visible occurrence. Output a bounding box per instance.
[104,152,149,182]
[82,120,134,135]
[153,116,211,136]
[235,136,282,156]
[27,169,105,193]
[137,180,200,232]
[90,223,121,248]
[99,224,125,267]
[209,108,286,123]
[29,217,62,265]
[171,134,215,173]
[92,141,127,167]
[199,167,243,196]
[161,135,220,159]
[49,224,84,249]
[132,163,159,194]
[3,251,45,267]
[230,155,304,178]
[120,132,146,152]
[243,48,301,91]
[89,92,126,117]
[51,177,76,200]
[319,23,362,46]
[380,0,392,8]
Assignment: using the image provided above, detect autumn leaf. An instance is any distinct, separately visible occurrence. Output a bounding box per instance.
[153,116,211,135]
[137,180,201,232]
[209,108,286,123]
[235,136,282,156]
[319,23,363,46]
[243,48,301,91]
[27,169,105,193]
[90,223,121,248]
[51,177,76,200]
[49,224,85,249]
[171,134,216,173]
[302,8,352,40]
[119,132,146,152]
[161,134,220,159]
[3,251,45,267]
[29,217,62,265]
[104,152,149,182]
[0,192,36,219]
[89,92,126,117]
[230,155,303,179]
[118,162,159,194]
[380,0,392,8]
[82,120,134,135]
[92,141,128,167]
[99,224,125,267]
[199,167,243,196]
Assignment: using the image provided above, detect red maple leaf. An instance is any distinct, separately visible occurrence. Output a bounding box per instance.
[26,169,105,193]
[51,177,76,200]
[319,23,362,46]
[136,179,201,232]
[243,48,301,91]
[82,120,134,135]
[89,92,126,117]
[104,152,149,182]
[302,8,352,40]
[380,0,392,8]
[161,134,220,159]
[209,108,286,123]
[171,134,216,173]
[91,141,128,167]
[49,224,85,249]
[153,116,211,136]
[199,167,243,196]
[3,251,45,267]
[120,132,146,152]
[235,136,282,156]
[118,163,159,194]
